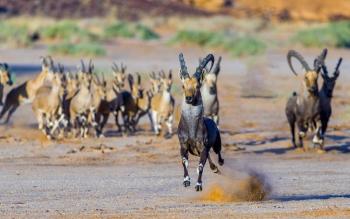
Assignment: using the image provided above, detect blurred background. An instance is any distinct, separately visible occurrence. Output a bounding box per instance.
[2,0,350,129]
[0,0,350,59]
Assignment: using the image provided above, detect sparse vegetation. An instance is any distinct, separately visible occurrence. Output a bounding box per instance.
[104,21,159,40]
[292,21,350,48]
[49,42,106,57]
[170,30,266,57]
[40,20,98,42]
[0,22,32,47]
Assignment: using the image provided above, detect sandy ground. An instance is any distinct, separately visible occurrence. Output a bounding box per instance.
[1,42,350,218]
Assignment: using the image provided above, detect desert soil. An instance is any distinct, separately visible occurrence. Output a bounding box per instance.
[0,42,350,218]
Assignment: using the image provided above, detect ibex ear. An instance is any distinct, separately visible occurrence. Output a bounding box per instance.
[41,56,49,71]
[121,63,127,73]
[168,70,172,80]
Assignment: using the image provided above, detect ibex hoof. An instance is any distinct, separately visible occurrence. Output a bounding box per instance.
[312,136,324,145]
[213,167,221,175]
[195,182,202,192]
[218,158,224,166]
[299,132,306,138]
[183,176,190,187]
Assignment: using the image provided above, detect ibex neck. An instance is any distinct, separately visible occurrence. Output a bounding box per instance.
[33,71,48,85]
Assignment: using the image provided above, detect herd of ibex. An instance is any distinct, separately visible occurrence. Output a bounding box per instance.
[0,49,343,191]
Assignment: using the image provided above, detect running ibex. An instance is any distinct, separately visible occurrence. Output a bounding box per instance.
[0,56,54,124]
[313,55,342,148]
[177,53,224,192]
[150,70,175,137]
[69,60,95,138]
[32,67,65,139]
[285,49,326,149]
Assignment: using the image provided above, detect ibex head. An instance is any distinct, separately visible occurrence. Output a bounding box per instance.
[0,63,13,86]
[41,56,55,81]
[78,59,94,88]
[92,72,108,101]
[149,71,161,94]
[321,57,342,97]
[55,63,67,97]
[128,73,143,99]
[112,62,127,89]
[179,53,214,104]
[287,49,327,95]
[159,70,173,92]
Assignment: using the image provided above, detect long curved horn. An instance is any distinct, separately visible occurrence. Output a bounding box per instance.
[213,56,222,75]
[136,72,141,85]
[80,60,86,73]
[88,59,94,74]
[101,72,107,86]
[334,57,343,77]
[112,62,119,72]
[127,74,134,91]
[314,48,328,73]
[287,50,311,76]
[58,63,64,74]
[47,56,54,68]
[194,54,214,80]
[179,53,189,79]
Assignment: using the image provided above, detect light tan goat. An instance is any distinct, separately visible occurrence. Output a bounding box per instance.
[0,56,54,124]
[32,69,65,139]
[69,60,94,138]
[150,70,175,136]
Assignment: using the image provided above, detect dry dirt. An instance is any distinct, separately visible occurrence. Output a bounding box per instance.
[0,42,350,218]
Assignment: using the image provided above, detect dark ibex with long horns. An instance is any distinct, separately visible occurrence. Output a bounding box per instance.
[313,55,342,149]
[285,49,327,149]
[177,53,224,192]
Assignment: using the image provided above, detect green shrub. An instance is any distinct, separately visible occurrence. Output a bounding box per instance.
[104,22,159,40]
[170,30,266,57]
[41,20,97,42]
[135,24,159,40]
[49,42,106,57]
[104,22,135,38]
[292,21,350,48]
[0,22,31,47]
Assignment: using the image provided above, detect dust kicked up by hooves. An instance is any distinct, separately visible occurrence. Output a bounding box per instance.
[199,169,272,202]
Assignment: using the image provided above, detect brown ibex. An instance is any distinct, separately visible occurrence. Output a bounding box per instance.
[285,49,326,149]
[0,56,54,124]
[177,53,224,192]
[0,63,13,106]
